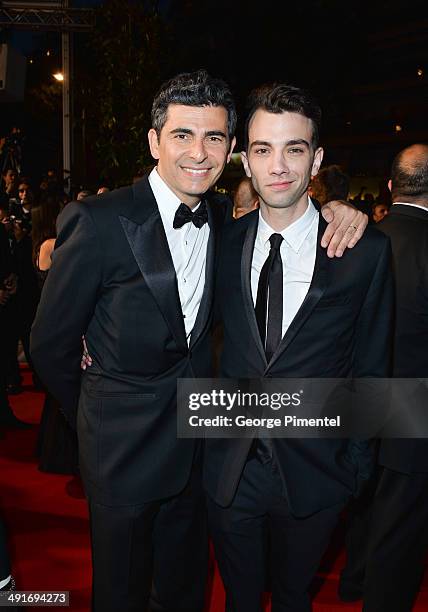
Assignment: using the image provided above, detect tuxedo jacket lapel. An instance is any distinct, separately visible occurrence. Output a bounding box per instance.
[190,200,216,349]
[241,214,268,367]
[119,178,187,352]
[267,216,329,370]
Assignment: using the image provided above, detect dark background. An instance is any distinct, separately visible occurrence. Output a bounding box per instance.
[1,0,427,194]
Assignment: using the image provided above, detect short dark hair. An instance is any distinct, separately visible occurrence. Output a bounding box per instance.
[151,69,237,141]
[391,144,428,201]
[244,83,322,150]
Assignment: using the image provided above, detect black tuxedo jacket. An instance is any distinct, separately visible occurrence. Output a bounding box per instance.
[31,176,230,506]
[204,209,394,517]
[377,203,428,473]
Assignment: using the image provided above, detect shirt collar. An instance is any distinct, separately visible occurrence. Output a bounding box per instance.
[257,197,318,254]
[148,167,202,230]
[393,202,428,213]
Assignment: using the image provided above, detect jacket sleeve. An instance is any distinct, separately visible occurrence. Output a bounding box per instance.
[348,235,394,489]
[30,202,103,428]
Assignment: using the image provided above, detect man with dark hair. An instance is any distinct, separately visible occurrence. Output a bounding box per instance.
[205,83,393,611]
[31,70,367,611]
[339,143,428,612]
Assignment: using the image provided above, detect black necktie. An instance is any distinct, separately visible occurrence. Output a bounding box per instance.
[173,201,208,229]
[255,233,284,362]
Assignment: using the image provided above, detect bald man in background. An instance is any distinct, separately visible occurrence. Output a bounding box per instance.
[339,144,428,612]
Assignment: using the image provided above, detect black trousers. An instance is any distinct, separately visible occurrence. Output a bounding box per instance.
[88,453,208,612]
[342,467,428,612]
[207,455,343,612]
[345,468,428,612]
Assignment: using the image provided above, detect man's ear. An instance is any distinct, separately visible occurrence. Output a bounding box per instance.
[388,179,392,193]
[226,137,237,164]
[241,151,252,178]
[311,147,324,177]
[148,129,160,160]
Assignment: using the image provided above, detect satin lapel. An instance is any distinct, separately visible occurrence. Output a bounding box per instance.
[267,216,329,371]
[119,210,187,352]
[241,215,267,367]
[189,200,215,349]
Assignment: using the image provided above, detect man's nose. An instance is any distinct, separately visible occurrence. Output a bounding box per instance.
[189,139,208,162]
[270,153,290,175]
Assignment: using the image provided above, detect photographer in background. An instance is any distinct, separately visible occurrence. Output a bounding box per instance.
[9,180,34,229]
[0,169,18,206]
[2,184,40,393]
[0,219,26,428]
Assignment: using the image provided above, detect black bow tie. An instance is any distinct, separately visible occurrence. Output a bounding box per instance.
[173,201,208,229]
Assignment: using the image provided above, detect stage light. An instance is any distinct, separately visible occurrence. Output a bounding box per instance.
[53,72,64,82]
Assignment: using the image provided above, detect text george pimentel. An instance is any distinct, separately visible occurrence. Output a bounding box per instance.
[187,391,340,429]
[188,415,341,428]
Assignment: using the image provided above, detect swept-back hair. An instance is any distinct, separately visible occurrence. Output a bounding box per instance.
[151,69,237,140]
[244,83,322,150]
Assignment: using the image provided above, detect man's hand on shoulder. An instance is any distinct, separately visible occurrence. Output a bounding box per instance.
[320,200,368,258]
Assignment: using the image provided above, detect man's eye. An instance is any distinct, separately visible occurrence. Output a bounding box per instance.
[175,133,189,140]
[208,136,223,143]
[288,148,304,154]
[255,148,268,155]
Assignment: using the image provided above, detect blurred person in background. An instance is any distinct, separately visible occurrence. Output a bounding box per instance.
[371,201,390,223]
[233,176,259,219]
[77,189,92,201]
[339,143,428,611]
[309,164,350,206]
[9,180,35,227]
[0,169,18,204]
[0,217,28,427]
[5,194,40,393]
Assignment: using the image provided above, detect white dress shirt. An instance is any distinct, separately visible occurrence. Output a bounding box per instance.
[251,198,319,338]
[149,168,209,342]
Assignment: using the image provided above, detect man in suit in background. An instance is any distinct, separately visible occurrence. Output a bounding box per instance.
[31,70,367,612]
[339,143,428,612]
[205,83,393,611]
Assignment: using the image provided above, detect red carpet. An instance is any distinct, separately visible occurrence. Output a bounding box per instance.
[1,367,427,611]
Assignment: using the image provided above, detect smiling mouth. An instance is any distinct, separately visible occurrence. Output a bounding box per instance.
[181,167,211,176]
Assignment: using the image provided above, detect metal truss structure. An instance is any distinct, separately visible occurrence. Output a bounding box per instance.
[0,2,94,32]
